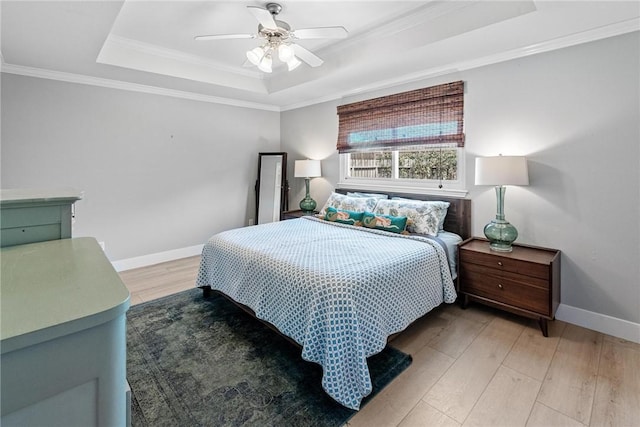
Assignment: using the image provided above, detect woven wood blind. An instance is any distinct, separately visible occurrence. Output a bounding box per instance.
[336,81,465,153]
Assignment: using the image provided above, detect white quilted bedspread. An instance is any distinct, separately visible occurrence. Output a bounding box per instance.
[196,216,456,410]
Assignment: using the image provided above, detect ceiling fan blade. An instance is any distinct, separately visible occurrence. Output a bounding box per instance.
[292,44,323,67]
[292,26,348,40]
[194,34,255,41]
[247,6,278,30]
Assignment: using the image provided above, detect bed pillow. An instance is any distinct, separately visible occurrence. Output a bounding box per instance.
[391,198,450,231]
[346,192,389,200]
[318,192,379,216]
[324,206,364,226]
[362,211,407,234]
[374,199,449,236]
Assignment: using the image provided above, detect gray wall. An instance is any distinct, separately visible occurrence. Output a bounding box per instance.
[281,32,640,325]
[280,101,339,212]
[1,74,280,261]
[2,32,638,326]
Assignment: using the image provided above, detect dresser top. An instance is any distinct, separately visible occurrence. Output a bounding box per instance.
[1,237,130,353]
[0,188,82,205]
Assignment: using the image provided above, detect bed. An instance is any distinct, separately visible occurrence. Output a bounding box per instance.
[196,189,471,410]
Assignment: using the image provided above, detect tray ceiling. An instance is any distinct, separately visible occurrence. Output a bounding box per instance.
[1,1,638,110]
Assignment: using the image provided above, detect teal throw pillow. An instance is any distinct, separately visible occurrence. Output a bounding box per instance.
[362,211,407,234]
[324,206,364,226]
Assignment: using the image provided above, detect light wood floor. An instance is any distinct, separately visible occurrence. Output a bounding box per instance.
[119,256,640,427]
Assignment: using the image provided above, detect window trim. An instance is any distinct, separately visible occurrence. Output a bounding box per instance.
[338,148,468,198]
[335,80,468,197]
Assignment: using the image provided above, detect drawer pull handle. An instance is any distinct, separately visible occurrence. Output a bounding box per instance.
[497,261,503,266]
[497,284,504,290]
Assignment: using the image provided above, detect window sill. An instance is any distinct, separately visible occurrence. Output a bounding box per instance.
[336,180,468,198]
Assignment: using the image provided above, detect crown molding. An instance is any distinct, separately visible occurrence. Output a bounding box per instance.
[103,34,262,79]
[2,18,636,113]
[317,0,472,59]
[281,18,640,111]
[0,62,280,112]
[480,16,640,62]
[280,68,460,111]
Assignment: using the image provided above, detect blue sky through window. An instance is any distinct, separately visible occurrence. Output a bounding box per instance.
[348,121,458,144]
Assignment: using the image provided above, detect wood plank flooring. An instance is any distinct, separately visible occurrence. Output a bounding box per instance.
[119,255,640,427]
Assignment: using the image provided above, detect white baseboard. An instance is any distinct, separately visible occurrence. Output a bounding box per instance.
[112,244,203,272]
[556,303,640,344]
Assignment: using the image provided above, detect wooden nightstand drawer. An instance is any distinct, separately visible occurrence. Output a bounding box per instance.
[459,250,549,280]
[462,261,550,289]
[462,269,549,315]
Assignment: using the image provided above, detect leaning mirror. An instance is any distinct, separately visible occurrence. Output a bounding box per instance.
[256,152,288,224]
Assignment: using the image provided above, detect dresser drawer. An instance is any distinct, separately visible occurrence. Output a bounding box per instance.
[1,205,63,228]
[459,249,549,280]
[461,268,550,315]
[1,191,79,247]
[1,224,63,247]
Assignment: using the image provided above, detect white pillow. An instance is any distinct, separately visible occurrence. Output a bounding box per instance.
[346,192,389,200]
[319,192,379,216]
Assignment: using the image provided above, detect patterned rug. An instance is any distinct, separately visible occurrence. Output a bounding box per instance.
[127,288,412,427]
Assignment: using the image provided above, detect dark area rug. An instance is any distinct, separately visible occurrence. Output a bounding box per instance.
[127,288,412,427]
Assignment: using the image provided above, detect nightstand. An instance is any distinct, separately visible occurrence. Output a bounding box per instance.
[457,237,561,337]
[283,210,317,220]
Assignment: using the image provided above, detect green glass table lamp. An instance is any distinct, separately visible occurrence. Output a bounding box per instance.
[475,155,529,252]
[294,159,322,213]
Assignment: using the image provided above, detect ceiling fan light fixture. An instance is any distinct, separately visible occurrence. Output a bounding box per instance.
[196,3,347,73]
[246,46,265,66]
[278,44,295,62]
[257,54,273,73]
[287,56,302,71]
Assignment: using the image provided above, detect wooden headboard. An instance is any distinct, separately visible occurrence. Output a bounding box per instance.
[335,188,471,240]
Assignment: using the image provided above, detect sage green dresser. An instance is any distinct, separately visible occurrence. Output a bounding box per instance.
[0,189,82,247]
[1,237,130,426]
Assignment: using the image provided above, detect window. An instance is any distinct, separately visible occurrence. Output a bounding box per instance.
[337,81,466,195]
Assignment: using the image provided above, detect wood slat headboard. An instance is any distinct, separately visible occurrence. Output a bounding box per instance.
[335,188,471,240]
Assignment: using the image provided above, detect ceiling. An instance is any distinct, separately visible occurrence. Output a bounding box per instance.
[1,1,639,111]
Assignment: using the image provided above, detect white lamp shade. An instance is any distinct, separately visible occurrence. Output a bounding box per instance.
[246,47,264,66]
[278,44,295,62]
[257,54,272,73]
[475,156,529,186]
[294,159,321,178]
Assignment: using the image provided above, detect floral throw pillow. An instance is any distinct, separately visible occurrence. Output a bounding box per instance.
[391,197,450,230]
[319,192,379,216]
[374,199,450,236]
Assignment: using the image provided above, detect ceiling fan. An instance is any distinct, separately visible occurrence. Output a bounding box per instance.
[194,3,348,73]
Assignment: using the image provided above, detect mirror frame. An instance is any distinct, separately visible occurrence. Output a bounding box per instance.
[255,152,288,224]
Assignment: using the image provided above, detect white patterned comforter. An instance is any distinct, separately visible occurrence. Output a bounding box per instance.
[196,216,456,410]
